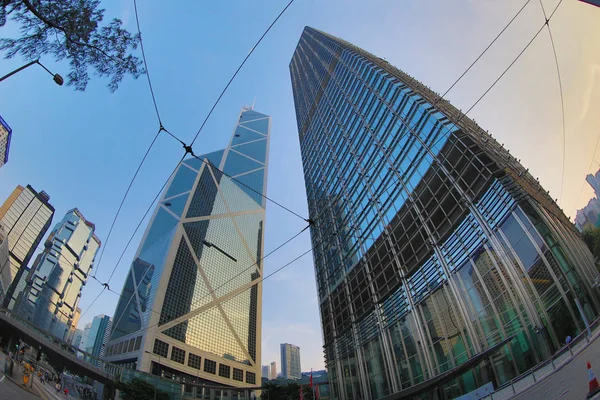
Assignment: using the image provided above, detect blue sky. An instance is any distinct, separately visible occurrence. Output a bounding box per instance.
[1,0,599,371]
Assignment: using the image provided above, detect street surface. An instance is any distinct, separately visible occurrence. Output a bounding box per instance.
[513,333,600,400]
[0,352,40,400]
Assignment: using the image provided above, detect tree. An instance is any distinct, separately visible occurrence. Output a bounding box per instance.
[261,381,314,400]
[116,378,170,400]
[0,0,144,91]
[582,226,600,261]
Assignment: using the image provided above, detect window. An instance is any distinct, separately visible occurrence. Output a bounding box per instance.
[171,346,185,364]
[246,371,256,384]
[127,339,135,352]
[219,364,231,379]
[117,342,124,354]
[134,336,142,351]
[233,368,244,382]
[153,339,168,358]
[188,353,201,369]
[204,359,216,374]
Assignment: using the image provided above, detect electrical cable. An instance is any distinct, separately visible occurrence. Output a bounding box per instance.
[104,155,186,284]
[191,154,309,222]
[441,0,532,98]
[94,0,300,278]
[538,0,567,204]
[93,127,163,278]
[188,0,295,147]
[107,223,311,336]
[425,0,564,161]
[133,0,162,126]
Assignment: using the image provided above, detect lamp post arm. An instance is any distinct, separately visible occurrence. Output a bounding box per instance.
[0,60,39,83]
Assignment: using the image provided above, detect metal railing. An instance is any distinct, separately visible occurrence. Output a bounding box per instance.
[484,315,600,399]
[0,308,123,380]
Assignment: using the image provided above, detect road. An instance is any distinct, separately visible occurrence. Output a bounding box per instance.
[513,333,600,400]
[0,352,40,400]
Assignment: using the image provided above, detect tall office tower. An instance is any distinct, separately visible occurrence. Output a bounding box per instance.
[290,27,600,399]
[0,185,54,309]
[16,208,100,340]
[280,343,301,380]
[0,222,9,299]
[0,115,12,169]
[262,365,270,380]
[105,106,270,391]
[81,315,112,365]
[269,361,277,380]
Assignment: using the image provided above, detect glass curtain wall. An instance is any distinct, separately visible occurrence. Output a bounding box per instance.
[290,27,600,400]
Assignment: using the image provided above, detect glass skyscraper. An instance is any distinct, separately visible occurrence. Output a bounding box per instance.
[16,208,101,340]
[0,115,12,169]
[280,343,301,380]
[105,106,270,392]
[290,27,600,399]
[0,185,54,309]
[81,314,112,366]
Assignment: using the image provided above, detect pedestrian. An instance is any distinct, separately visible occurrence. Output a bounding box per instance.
[64,387,69,397]
[566,335,572,345]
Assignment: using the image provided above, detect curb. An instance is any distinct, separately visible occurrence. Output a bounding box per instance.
[4,371,40,396]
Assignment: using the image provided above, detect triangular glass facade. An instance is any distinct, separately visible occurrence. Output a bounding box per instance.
[107,107,269,385]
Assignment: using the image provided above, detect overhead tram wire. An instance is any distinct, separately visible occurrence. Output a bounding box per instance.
[105,155,186,285]
[102,148,311,287]
[305,0,538,226]
[425,0,565,159]
[133,0,163,126]
[104,222,312,335]
[80,286,107,321]
[92,0,188,280]
[537,0,567,205]
[94,0,300,280]
[101,225,347,344]
[191,155,309,222]
[441,0,533,98]
[188,0,295,147]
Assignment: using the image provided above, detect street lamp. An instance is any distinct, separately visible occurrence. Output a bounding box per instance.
[0,59,64,86]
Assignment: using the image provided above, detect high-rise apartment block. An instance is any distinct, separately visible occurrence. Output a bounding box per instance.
[0,115,12,169]
[81,315,112,365]
[291,27,600,399]
[575,168,600,231]
[262,365,270,380]
[280,343,301,380]
[15,208,100,340]
[269,361,277,380]
[105,107,270,393]
[0,185,54,309]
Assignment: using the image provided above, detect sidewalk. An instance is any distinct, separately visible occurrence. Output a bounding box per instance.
[1,352,41,400]
[1,351,39,396]
[33,378,76,400]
